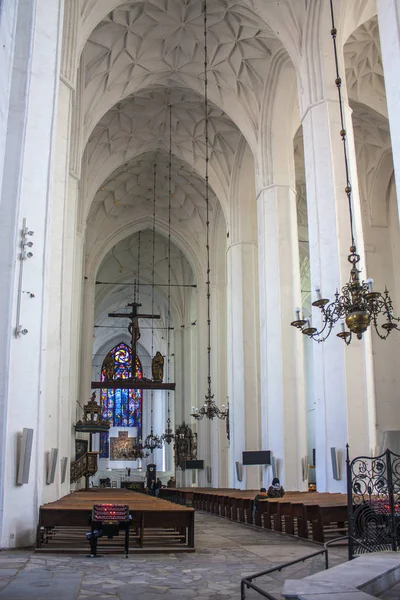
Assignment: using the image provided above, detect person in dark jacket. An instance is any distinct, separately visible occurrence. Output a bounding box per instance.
[253,487,268,512]
[155,478,162,497]
[267,477,285,498]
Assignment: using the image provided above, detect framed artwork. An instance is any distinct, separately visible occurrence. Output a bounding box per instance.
[110,431,137,461]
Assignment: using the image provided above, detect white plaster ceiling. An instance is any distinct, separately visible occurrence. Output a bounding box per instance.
[344,16,388,118]
[82,0,283,134]
[94,229,195,357]
[352,100,393,220]
[87,148,217,259]
[86,85,242,208]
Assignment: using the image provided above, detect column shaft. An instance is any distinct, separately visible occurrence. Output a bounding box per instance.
[257,185,307,490]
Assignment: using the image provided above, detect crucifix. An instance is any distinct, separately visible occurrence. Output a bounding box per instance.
[108,300,160,376]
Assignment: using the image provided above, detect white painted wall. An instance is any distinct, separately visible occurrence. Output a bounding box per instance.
[0,0,64,547]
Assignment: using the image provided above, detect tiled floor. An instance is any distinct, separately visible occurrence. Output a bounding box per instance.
[0,512,352,600]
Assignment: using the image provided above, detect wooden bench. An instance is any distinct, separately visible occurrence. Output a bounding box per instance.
[38,490,195,552]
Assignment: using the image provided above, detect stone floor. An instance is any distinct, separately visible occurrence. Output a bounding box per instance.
[0,512,350,599]
[380,581,400,599]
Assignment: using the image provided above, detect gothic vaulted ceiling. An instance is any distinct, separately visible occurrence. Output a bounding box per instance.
[82,0,283,139]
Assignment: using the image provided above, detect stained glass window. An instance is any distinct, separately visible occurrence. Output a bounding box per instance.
[99,343,143,458]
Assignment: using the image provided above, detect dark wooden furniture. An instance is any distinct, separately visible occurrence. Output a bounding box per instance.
[37,489,195,553]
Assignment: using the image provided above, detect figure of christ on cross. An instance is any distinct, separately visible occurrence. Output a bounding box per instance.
[91,300,176,391]
[108,300,160,375]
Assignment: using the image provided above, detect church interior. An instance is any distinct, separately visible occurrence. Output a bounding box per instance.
[1,0,400,597]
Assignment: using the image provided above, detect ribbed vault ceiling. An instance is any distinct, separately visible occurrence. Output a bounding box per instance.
[83,0,282,131]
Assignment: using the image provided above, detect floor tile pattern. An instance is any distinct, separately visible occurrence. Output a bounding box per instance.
[0,512,352,599]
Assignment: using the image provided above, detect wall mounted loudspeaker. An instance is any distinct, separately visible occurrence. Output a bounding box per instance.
[17,428,34,485]
[60,457,68,484]
[47,448,59,484]
[235,461,243,482]
[271,455,276,479]
[330,447,340,481]
[301,456,309,481]
[207,466,212,484]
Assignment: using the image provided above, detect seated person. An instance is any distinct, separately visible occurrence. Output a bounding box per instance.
[267,477,285,498]
[253,487,268,512]
[167,476,176,488]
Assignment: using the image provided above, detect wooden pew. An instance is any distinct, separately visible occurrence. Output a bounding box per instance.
[38,490,195,552]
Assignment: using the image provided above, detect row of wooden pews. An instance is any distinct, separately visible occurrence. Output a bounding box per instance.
[159,488,348,543]
[37,489,195,553]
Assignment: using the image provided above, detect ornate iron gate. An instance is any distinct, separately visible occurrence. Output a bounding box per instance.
[347,446,400,559]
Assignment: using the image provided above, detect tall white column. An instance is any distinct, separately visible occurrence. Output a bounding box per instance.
[299,9,376,489]
[227,141,260,490]
[257,57,308,491]
[377,0,400,216]
[0,0,64,547]
[195,284,211,488]
[210,280,229,488]
[227,242,260,489]
[257,185,307,491]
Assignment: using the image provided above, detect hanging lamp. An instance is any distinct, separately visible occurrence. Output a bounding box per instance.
[291,0,399,344]
[162,106,176,445]
[191,0,227,420]
[144,163,163,451]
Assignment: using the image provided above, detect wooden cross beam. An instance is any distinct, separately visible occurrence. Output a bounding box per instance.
[108,300,160,368]
[91,379,175,391]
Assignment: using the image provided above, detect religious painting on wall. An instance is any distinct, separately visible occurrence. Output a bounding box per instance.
[110,431,137,461]
[99,342,143,459]
[75,439,88,460]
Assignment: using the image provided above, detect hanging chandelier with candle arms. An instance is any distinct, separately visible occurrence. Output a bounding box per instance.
[191,0,227,421]
[291,0,399,345]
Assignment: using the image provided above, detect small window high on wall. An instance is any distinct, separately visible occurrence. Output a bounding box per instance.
[99,342,143,458]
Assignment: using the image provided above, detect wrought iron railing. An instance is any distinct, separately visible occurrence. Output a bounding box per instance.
[240,535,370,600]
[347,446,400,558]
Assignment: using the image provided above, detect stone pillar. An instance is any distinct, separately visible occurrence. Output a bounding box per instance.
[0,0,65,547]
[210,280,229,488]
[299,5,376,490]
[195,284,211,488]
[257,55,308,492]
[377,0,400,215]
[257,185,307,491]
[227,141,260,490]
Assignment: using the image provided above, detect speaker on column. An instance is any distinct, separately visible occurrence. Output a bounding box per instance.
[17,428,34,485]
[330,447,340,480]
[301,456,308,481]
[235,461,243,482]
[47,448,58,484]
[206,466,212,483]
[60,457,68,484]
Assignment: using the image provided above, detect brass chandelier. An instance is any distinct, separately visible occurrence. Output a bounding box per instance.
[191,0,227,420]
[291,0,399,345]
